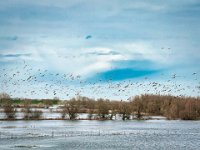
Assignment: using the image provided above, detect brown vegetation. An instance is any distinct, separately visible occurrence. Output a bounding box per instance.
[0,93,16,120]
[61,95,200,120]
[22,100,43,120]
[1,93,200,120]
[129,95,200,120]
[61,98,79,120]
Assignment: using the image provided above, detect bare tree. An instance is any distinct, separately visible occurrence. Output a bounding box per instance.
[109,101,118,120]
[0,93,16,120]
[118,101,132,120]
[131,96,144,119]
[31,109,43,119]
[87,100,95,120]
[22,100,43,120]
[22,100,32,120]
[61,98,79,120]
[96,99,110,119]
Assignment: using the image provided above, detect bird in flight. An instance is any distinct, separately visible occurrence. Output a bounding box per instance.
[85,35,92,39]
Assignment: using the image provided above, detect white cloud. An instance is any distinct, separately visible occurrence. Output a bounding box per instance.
[0,40,177,77]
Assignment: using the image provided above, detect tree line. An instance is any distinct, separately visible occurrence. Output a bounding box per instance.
[0,93,200,120]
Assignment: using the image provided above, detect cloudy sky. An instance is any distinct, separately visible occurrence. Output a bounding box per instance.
[0,0,200,99]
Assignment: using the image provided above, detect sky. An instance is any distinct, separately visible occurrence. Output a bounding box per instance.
[0,0,200,100]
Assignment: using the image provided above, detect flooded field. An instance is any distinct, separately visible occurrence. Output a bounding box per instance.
[0,120,200,150]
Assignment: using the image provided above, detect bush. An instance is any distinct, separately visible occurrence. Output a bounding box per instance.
[31,110,43,119]
[61,98,79,120]
[0,93,16,120]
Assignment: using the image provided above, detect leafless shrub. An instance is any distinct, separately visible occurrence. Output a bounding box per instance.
[0,93,16,120]
[61,98,79,120]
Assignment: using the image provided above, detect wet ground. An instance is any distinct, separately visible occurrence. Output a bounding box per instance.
[0,120,200,150]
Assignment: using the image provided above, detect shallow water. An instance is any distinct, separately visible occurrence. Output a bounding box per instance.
[0,120,200,150]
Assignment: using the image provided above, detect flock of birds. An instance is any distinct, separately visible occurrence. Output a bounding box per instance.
[0,58,200,99]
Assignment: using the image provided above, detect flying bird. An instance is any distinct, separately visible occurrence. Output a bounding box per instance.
[85,35,92,39]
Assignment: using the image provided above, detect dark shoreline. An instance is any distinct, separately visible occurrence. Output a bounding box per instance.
[0,117,163,121]
[1,118,199,121]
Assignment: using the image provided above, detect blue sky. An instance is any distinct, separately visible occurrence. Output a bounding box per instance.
[0,0,200,99]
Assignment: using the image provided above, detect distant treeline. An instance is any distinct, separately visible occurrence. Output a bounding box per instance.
[10,99,59,106]
[0,93,200,120]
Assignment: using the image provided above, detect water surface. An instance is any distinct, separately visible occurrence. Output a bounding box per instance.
[0,120,200,150]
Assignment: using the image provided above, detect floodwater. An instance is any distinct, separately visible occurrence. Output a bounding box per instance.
[0,120,200,150]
